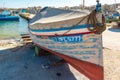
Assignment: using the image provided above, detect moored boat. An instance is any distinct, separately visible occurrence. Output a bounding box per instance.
[0,16,19,21]
[0,10,19,21]
[0,14,19,21]
[29,1,106,80]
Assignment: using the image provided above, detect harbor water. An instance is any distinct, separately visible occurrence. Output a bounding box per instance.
[0,16,29,39]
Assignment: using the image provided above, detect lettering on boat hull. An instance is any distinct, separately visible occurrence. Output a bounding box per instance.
[30,33,103,66]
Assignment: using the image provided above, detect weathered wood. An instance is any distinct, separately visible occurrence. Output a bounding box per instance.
[20,34,32,44]
[36,44,104,80]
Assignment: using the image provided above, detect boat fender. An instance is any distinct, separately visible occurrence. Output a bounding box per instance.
[96,0,102,12]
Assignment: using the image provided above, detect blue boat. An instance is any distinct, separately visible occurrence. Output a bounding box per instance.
[2,10,11,15]
[0,10,19,21]
[0,14,19,21]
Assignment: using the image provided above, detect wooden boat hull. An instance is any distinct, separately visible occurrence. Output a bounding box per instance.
[30,32,103,66]
[35,43,103,80]
[29,30,103,80]
[29,7,104,80]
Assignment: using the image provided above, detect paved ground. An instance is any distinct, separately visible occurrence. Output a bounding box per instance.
[103,27,120,80]
[103,27,120,50]
[0,44,88,80]
[0,27,120,80]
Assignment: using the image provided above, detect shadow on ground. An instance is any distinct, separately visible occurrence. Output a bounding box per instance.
[108,28,120,32]
[0,44,77,80]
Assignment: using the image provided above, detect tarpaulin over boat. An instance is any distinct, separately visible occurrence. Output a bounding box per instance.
[29,7,90,29]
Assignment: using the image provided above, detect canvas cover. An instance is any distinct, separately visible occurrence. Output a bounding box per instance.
[29,7,90,29]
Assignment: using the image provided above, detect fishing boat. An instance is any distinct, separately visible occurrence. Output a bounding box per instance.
[0,10,19,21]
[0,14,19,21]
[29,0,106,80]
[0,0,19,21]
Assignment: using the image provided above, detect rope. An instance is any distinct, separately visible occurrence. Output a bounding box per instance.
[87,10,106,34]
[62,16,87,35]
[57,10,106,36]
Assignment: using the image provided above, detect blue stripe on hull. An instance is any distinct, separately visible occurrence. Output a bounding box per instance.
[29,24,93,32]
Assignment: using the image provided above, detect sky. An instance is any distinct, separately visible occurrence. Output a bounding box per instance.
[0,0,119,8]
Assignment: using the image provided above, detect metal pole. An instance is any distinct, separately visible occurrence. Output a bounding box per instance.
[83,0,85,9]
[3,0,5,9]
[114,0,116,11]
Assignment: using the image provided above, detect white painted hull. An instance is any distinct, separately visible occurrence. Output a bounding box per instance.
[30,32,103,66]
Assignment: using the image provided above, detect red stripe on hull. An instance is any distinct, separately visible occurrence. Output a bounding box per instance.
[35,43,104,80]
[29,31,93,37]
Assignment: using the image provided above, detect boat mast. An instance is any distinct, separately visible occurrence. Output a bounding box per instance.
[3,0,5,9]
[82,0,85,9]
[114,0,116,11]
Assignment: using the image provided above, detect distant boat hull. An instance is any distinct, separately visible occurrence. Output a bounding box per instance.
[0,14,19,21]
[19,13,35,20]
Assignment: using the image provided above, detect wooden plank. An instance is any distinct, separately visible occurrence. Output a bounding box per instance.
[20,34,32,44]
[23,38,31,41]
[21,34,29,36]
[21,36,30,38]
[24,40,32,43]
